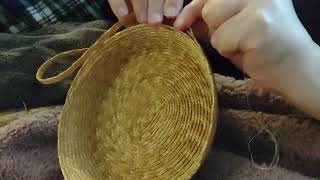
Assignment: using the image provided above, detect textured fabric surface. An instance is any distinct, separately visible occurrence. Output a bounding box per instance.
[195,148,318,180]
[0,106,318,180]
[0,20,114,110]
[0,106,63,180]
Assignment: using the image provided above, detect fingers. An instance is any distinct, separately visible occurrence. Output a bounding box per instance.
[148,0,165,24]
[164,0,184,18]
[108,0,129,19]
[211,13,244,56]
[202,0,246,36]
[174,0,205,29]
[109,0,187,25]
[131,0,148,23]
[210,13,246,71]
[211,6,272,57]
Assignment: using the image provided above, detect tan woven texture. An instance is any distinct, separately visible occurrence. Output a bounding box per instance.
[37,20,217,180]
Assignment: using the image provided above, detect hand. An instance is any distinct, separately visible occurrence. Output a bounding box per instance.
[108,0,184,24]
[175,0,314,89]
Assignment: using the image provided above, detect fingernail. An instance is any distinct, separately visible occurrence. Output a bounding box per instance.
[118,6,128,17]
[164,6,178,18]
[149,13,162,24]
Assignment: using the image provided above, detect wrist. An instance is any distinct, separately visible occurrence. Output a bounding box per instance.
[275,41,319,91]
[273,41,320,119]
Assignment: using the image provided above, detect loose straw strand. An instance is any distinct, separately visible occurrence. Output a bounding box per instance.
[248,127,280,170]
[242,66,280,170]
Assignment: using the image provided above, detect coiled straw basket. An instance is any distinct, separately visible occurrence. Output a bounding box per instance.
[36,16,218,180]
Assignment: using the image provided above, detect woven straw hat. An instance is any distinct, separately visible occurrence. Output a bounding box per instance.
[36,17,218,180]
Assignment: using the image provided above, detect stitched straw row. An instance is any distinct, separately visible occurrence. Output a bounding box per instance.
[56,24,217,180]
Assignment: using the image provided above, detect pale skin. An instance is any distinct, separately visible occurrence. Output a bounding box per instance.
[109,0,320,120]
[108,0,185,24]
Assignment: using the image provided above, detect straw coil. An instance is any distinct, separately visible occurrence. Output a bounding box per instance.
[36,19,217,180]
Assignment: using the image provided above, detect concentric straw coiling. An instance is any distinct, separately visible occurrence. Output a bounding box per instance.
[57,24,217,180]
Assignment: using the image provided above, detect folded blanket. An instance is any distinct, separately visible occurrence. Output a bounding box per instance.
[214,74,320,177]
[0,20,319,179]
[0,20,114,110]
[0,106,317,180]
[0,106,63,180]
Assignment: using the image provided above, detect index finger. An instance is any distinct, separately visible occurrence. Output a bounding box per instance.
[108,0,129,18]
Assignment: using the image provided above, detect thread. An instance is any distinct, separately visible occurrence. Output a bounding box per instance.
[242,67,280,170]
[23,101,30,115]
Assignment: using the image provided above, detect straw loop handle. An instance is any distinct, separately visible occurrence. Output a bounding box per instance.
[36,14,198,85]
[36,18,130,85]
[36,48,88,85]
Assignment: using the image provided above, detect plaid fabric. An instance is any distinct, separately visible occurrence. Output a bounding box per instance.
[0,0,116,34]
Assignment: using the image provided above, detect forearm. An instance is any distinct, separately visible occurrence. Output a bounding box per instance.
[275,41,320,120]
